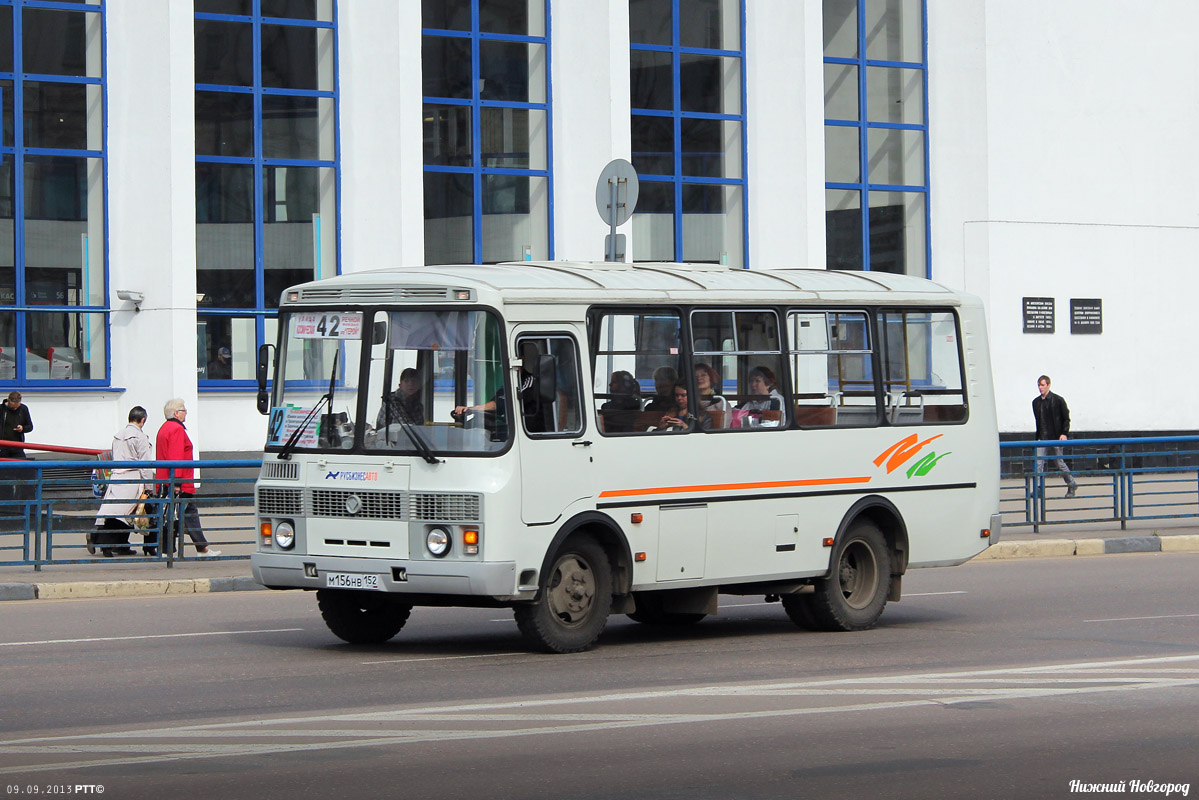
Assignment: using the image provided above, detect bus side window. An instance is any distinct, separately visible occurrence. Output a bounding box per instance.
[591,310,682,436]
[878,310,967,425]
[788,310,879,427]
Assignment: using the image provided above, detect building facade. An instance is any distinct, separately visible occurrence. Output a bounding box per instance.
[6,0,1197,455]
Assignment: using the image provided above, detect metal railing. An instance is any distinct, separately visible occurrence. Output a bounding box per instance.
[1000,436,1199,532]
[0,459,261,569]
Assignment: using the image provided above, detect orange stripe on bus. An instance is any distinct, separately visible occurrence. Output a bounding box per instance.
[598,476,873,499]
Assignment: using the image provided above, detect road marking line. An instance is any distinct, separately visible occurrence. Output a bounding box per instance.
[905,591,968,596]
[1084,613,1199,623]
[360,653,524,665]
[0,628,303,648]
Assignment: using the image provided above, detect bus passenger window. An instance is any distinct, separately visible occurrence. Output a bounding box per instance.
[692,309,786,431]
[878,310,967,425]
[788,310,879,427]
[591,310,681,435]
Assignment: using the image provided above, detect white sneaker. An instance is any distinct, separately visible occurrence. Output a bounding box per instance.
[197,549,222,557]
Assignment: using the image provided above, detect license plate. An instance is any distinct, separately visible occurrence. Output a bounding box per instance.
[324,572,383,590]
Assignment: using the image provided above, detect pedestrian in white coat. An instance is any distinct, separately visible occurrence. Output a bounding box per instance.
[92,407,154,556]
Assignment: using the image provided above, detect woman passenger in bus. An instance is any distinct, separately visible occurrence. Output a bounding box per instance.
[659,384,712,431]
[693,362,728,425]
[737,366,784,424]
[599,370,641,432]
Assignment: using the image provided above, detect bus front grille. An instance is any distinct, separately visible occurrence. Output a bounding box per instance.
[257,487,303,515]
[409,493,481,522]
[311,489,406,520]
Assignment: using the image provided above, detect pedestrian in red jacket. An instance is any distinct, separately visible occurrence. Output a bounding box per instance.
[155,398,220,557]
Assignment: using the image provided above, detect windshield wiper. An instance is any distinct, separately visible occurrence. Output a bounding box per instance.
[278,350,338,461]
[383,398,440,465]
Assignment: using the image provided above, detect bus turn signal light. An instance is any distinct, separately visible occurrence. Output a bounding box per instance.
[463,530,479,545]
[980,528,991,538]
[631,513,643,524]
[822,538,835,547]
[260,521,272,543]
[635,552,647,562]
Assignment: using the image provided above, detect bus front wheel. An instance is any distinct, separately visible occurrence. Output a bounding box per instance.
[802,520,891,632]
[514,537,612,653]
[317,589,413,644]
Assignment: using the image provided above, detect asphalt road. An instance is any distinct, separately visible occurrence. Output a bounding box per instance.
[2,553,1197,800]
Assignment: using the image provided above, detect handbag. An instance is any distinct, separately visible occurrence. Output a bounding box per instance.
[127,491,153,530]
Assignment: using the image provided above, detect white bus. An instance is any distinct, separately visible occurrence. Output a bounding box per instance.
[251,262,1001,653]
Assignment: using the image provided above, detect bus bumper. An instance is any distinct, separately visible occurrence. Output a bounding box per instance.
[251,552,518,598]
[988,513,1003,545]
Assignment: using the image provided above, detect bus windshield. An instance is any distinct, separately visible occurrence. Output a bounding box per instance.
[266,308,508,456]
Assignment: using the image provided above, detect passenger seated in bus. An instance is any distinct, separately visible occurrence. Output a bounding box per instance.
[658,383,712,431]
[643,365,679,413]
[694,362,728,420]
[599,370,641,432]
[736,366,784,427]
[375,367,425,428]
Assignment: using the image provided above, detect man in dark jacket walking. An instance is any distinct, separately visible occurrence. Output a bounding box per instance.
[0,391,34,507]
[1032,375,1077,498]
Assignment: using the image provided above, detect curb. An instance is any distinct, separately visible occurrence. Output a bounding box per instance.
[0,576,265,601]
[972,534,1199,561]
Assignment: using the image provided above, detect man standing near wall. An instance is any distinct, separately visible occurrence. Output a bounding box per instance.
[1032,375,1078,498]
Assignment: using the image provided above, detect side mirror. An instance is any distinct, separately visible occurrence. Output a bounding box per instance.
[256,344,273,415]
[536,354,557,403]
[373,320,388,345]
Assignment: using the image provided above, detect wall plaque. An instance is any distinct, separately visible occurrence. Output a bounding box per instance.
[1070,298,1102,334]
[1022,297,1055,334]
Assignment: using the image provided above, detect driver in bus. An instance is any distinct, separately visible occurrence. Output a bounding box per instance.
[376,368,425,428]
[453,343,546,434]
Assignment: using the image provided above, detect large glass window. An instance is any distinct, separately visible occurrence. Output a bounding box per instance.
[630,0,745,267]
[422,0,551,265]
[195,0,338,385]
[1,1,107,382]
[823,0,928,276]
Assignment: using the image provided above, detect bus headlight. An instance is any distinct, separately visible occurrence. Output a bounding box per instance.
[426,527,451,558]
[274,521,295,550]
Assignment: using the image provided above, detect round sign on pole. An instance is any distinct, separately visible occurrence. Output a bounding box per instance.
[595,159,640,227]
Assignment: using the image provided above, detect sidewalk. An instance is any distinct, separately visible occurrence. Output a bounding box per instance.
[2,519,1198,602]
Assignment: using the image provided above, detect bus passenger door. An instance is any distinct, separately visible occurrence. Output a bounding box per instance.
[515,330,593,524]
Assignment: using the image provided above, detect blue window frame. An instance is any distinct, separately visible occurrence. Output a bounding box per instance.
[629,0,747,268]
[823,0,929,277]
[194,0,339,385]
[421,0,552,265]
[0,0,108,385]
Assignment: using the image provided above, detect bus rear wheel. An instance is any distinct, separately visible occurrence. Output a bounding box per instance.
[514,537,612,653]
[317,589,413,644]
[803,521,891,632]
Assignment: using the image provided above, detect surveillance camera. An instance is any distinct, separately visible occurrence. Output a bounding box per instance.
[116,290,144,304]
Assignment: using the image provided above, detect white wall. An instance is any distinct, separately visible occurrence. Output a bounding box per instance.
[931,0,1199,433]
[744,1,825,270]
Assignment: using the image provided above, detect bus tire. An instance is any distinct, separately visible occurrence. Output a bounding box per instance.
[317,589,412,644]
[627,592,706,626]
[806,520,891,632]
[514,536,612,653]
[779,593,821,630]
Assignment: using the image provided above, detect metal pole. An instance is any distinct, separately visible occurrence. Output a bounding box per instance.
[606,178,620,261]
